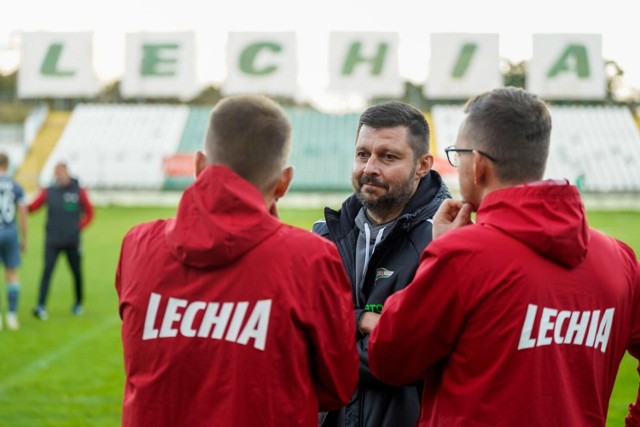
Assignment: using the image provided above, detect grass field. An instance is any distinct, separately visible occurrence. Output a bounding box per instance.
[0,205,638,426]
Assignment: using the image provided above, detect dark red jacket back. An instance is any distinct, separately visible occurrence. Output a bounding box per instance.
[116,166,358,426]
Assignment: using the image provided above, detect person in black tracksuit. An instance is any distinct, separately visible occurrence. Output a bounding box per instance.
[313,101,450,427]
[29,162,94,320]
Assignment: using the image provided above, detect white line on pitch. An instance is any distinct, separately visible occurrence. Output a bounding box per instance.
[0,316,119,393]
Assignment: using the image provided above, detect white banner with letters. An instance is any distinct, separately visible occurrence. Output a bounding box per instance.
[18,32,99,98]
[528,34,605,100]
[424,33,501,99]
[121,32,199,100]
[15,31,613,102]
[329,32,402,98]
[223,32,297,97]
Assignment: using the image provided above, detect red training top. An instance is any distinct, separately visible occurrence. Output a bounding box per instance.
[370,181,640,427]
[117,165,358,427]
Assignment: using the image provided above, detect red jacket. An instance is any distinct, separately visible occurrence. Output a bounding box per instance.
[116,165,358,427]
[369,181,640,426]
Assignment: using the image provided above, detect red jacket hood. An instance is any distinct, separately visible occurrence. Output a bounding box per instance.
[165,165,282,268]
[477,180,589,269]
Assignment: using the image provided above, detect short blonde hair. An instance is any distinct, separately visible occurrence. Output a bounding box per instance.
[205,94,292,191]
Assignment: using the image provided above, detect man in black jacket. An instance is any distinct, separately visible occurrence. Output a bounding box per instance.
[314,101,450,427]
[29,162,94,320]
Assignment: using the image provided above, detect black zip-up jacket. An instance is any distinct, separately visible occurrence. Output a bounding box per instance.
[45,178,83,245]
[313,170,450,427]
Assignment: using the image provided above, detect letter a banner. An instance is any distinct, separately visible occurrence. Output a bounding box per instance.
[18,32,99,98]
[528,34,605,100]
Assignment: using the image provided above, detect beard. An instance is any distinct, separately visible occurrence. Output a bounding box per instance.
[354,167,416,220]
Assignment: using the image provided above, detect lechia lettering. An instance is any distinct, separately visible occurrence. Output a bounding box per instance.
[518,304,614,353]
[143,292,272,351]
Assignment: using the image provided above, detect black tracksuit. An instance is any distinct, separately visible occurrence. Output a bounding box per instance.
[313,170,450,427]
[37,179,85,307]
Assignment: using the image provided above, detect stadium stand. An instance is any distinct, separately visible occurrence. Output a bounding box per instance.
[430,104,640,193]
[40,104,189,190]
[16,111,71,193]
[284,108,359,191]
[0,125,25,173]
[19,103,640,196]
[430,105,466,185]
[23,103,49,150]
[547,105,640,192]
[162,106,210,190]
[35,104,359,193]
[0,124,22,145]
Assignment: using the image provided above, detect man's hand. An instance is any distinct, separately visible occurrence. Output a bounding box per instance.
[432,199,473,240]
[359,311,381,335]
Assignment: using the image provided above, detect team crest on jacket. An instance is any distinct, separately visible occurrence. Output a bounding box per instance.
[375,268,394,282]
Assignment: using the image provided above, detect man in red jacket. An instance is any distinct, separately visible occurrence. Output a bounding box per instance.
[368,87,640,426]
[116,94,358,427]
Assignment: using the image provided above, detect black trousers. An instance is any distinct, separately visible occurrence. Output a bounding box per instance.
[37,243,83,307]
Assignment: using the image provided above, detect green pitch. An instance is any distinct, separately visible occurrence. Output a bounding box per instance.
[0,206,637,426]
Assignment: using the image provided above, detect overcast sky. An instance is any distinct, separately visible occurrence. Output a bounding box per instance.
[1,0,638,109]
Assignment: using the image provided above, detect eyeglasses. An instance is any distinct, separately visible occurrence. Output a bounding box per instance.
[444,145,498,168]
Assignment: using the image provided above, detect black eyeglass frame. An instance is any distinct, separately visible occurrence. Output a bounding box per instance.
[444,145,498,168]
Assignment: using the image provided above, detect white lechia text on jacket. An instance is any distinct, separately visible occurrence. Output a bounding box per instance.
[142,292,271,351]
[518,304,614,353]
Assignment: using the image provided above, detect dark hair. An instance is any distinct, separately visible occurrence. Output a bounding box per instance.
[205,94,292,190]
[0,153,8,169]
[357,101,430,159]
[462,87,552,183]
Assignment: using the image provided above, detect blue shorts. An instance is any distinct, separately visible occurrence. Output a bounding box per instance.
[0,227,21,269]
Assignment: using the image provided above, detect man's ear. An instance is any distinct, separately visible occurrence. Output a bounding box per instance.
[194,151,207,178]
[274,166,294,199]
[472,151,487,185]
[416,153,434,178]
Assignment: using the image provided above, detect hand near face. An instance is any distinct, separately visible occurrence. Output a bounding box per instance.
[432,199,473,240]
